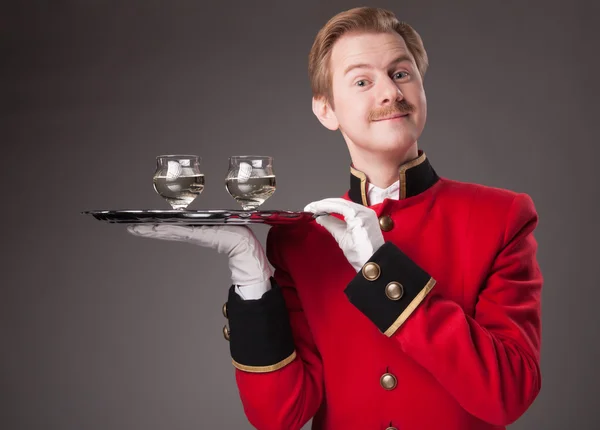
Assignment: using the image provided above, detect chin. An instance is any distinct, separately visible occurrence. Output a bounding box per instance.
[368,134,416,154]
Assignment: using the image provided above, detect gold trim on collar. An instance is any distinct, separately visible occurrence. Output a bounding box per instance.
[350,166,369,206]
[398,152,427,200]
[232,350,297,373]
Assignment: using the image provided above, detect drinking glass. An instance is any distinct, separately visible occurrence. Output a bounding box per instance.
[152,155,204,209]
[225,156,276,210]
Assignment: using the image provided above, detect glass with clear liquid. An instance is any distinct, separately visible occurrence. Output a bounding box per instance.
[225,156,276,210]
[153,155,204,209]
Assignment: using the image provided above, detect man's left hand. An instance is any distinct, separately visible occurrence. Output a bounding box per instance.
[304,198,385,272]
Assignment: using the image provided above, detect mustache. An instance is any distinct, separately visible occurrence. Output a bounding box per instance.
[368,99,415,121]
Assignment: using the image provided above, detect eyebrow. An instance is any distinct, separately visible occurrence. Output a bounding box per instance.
[343,55,413,76]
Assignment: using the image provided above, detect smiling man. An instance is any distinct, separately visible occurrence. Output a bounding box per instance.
[129,7,543,430]
[311,29,426,188]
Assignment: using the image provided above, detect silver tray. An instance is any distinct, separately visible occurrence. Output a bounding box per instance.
[82,209,324,225]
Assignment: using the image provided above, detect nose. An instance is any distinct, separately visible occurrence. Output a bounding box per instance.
[378,76,403,105]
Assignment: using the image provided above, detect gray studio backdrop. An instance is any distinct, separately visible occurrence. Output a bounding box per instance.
[2,0,598,429]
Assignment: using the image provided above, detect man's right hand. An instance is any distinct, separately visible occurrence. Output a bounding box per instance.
[127,225,272,299]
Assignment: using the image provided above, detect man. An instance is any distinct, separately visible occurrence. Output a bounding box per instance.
[129,7,542,430]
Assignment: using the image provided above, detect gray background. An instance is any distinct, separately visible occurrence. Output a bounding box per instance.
[2,0,598,429]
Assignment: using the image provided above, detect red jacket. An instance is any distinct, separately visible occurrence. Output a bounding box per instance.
[224,152,542,430]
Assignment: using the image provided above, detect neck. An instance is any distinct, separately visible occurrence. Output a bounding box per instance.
[349,143,419,188]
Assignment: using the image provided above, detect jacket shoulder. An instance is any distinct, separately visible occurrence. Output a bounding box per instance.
[436,178,538,242]
[266,221,325,264]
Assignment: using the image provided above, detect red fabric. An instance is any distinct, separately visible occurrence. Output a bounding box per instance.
[235,178,542,430]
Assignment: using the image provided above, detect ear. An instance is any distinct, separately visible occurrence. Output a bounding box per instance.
[312,96,339,131]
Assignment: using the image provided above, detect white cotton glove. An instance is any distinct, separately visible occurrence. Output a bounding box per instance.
[304,198,385,272]
[127,225,272,299]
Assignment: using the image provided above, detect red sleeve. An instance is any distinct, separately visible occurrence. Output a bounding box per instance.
[230,226,324,430]
[345,193,542,426]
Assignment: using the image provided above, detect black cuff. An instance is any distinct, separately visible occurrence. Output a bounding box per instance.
[345,242,436,337]
[226,278,296,372]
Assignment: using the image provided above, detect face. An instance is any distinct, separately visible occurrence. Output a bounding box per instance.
[314,31,427,158]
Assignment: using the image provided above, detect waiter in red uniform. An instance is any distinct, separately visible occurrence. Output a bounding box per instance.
[129,6,543,430]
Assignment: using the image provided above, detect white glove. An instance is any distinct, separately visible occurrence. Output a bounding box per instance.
[304,198,385,272]
[127,225,272,299]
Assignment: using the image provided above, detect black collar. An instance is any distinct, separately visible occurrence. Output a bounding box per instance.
[348,150,439,206]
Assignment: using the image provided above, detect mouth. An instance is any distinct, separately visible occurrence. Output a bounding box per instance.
[373,113,409,122]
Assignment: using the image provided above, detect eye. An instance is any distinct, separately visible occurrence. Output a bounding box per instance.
[393,71,409,80]
[355,79,369,87]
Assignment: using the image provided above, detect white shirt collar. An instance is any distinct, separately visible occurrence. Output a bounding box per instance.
[367,180,400,205]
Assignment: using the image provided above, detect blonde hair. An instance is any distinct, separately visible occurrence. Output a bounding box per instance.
[308,7,429,105]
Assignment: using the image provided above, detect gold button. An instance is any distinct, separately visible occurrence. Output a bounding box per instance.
[380,372,397,390]
[378,214,394,232]
[385,282,404,300]
[223,325,230,341]
[222,302,228,319]
[362,262,381,281]
[385,427,398,430]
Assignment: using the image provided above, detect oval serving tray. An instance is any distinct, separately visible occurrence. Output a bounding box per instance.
[82,209,325,226]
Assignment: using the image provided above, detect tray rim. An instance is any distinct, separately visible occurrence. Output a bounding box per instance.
[82,209,326,225]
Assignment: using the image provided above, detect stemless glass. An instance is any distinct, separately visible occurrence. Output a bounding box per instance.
[225,156,276,210]
[152,155,204,210]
